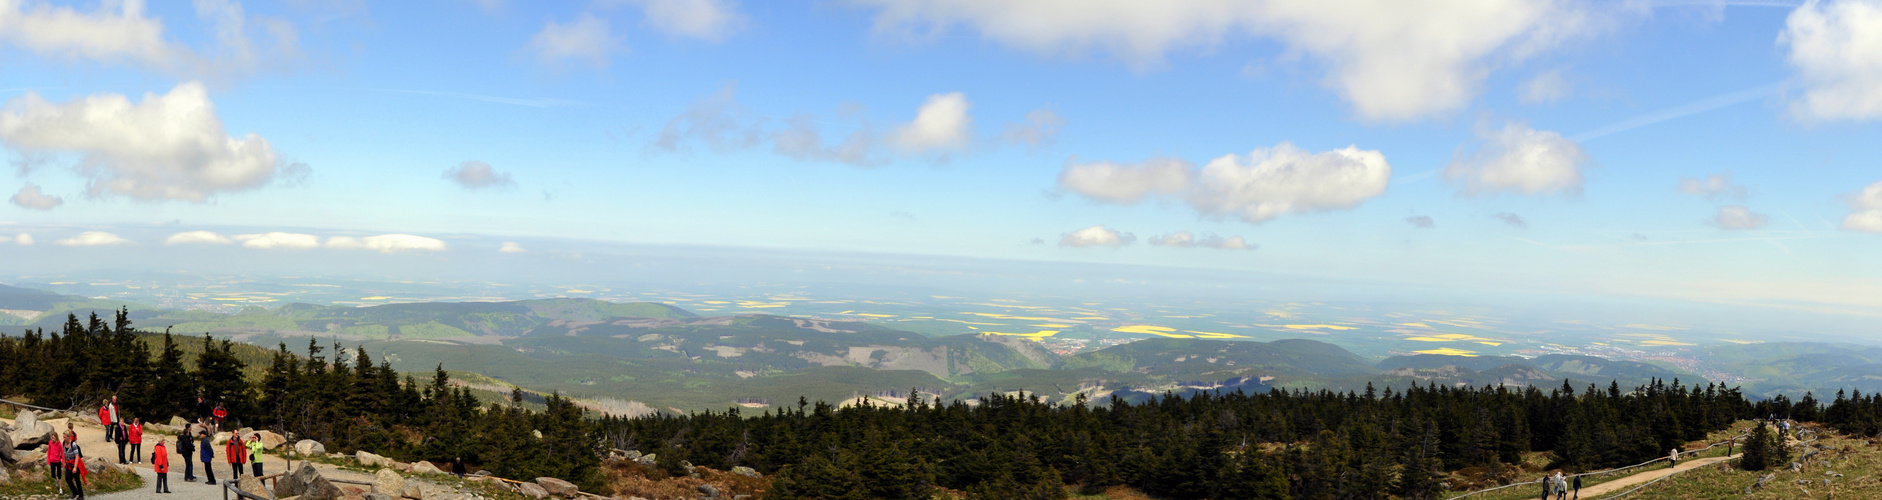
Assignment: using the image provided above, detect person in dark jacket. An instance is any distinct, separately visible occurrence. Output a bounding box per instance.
[199,431,217,486]
[153,438,172,493]
[1572,474,1582,499]
[452,457,466,477]
[178,426,197,482]
[114,415,130,465]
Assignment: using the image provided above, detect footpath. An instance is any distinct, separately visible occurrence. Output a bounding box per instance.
[1569,454,1741,498]
[4,413,376,500]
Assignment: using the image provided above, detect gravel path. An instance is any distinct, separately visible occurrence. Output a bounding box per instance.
[7,415,355,500]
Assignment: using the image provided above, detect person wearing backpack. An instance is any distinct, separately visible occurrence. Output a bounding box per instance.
[65,432,87,500]
[153,438,173,494]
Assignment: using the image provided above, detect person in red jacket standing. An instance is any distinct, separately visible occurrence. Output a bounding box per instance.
[153,438,172,494]
[225,433,247,479]
[128,418,145,464]
[47,433,64,495]
[96,404,111,442]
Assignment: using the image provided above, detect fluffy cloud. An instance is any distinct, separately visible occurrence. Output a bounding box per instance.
[56,231,130,246]
[164,230,232,245]
[498,241,527,253]
[1059,143,1390,223]
[0,82,291,202]
[1444,122,1587,196]
[892,92,974,155]
[1059,225,1134,247]
[527,13,624,69]
[1842,180,1882,232]
[0,0,298,79]
[1780,0,1882,121]
[327,234,448,253]
[9,183,61,210]
[855,0,1592,121]
[1493,212,1528,229]
[654,84,765,153]
[624,0,746,41]
[1056,157,1193,204]
[443,161,516,190]
[1148,230,1254,250]
[1001,108,1065,148]
[1711,206,1769,230]
[13,233,31,245]
[1406,215,1434,228]
[1678,171,1747,201]
[1518,69,1570,104]
[233,232,319,249]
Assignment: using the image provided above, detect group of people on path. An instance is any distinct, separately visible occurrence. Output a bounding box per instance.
[39,394,257,499]
[1538,470,1581,500]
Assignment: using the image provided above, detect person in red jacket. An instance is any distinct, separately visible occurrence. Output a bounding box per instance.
[64,431,86,500]
[128,418,145,464]
[96,404,111,442]
[225,433,247,479]
[47,434,64,494]
[153,438,172,494]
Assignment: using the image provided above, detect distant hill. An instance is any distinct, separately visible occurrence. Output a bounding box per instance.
[1376,353,1693,391]
[0,283,153,325]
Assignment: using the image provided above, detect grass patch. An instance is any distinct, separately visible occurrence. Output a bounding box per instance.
[1622,423,1869,499]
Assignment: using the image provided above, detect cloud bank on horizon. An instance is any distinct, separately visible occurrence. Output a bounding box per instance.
[0,0,1878,315]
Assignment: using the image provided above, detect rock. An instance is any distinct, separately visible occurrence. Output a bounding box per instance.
[170,416,190,427]
[635,453,655,467]
[373,468,406,496]
[9,410,54,450]
[1791,462,1803,472]
[531,429,543,439]
[214,432,232,446]
[696,484,720,498]
[0,428,13,463]
[731,466,760,478]
[303,476,346,500]
[364,495,393,500]
[622,450,641,461]
[256,431,288,450]
[279,462,322,498]
[534,477,578,498]
[17,451,44,465]
[516,482,549,499]
[241,476,277,499]
[357,451,389,467]
[410,460,445,475]
[294,440,326,456]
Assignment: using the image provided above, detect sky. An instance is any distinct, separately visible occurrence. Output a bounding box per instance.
[1,0,1881,319]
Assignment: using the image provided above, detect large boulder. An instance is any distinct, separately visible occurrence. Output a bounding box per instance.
[9,410,54,450]
[373,468,405,496]
[213,432,232,446]
[169,416,190,428]
[356,450,389,468]
[516,482,549,499]
[303,476,346,500]
[409,460,444,476]
[293,439,326,456]
[239,476,276,499]
[731,466,760,478]
[255,430,287,449]
[278,461,322,498]
[0,428,14,463]
[534,477,578,498]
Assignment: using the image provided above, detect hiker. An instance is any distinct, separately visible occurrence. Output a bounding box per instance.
[200,431,218,486]
[65,431,86,500]
[247,432,266,477]
[1553,472,1567,500]
[178,424,197,482]
[226,432,247,479]
[154,437,173,493]
[1572,474,1582,499]
[129,418,145,464]
[1539,474,1552,500]
[114,414,130,464]
[212,402,228,431]
[48,430,64,495]
[452,457,467,478]
[1669,447,1679,466]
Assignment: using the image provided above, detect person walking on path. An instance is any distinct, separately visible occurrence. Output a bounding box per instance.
[128,418,144,464]
[246,432,266,477]
[225,432,247,480]
[178,425,197,482]
[153,438,173,494]
[65,431,87,500]
[1553,472,1568,500]
[1539,474,1552,500]
[199,431,217,486]
[48,431,65,495]
[1572,474,1581,499]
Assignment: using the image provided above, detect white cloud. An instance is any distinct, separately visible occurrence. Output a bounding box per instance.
[654,84,765,153]
[164,230,232,245]
[0,82,291,202]
[1712,205,1769,230]
[625,0,746,41]
[1000,108,1065,148]
[326,234,448,253]
[1518,68,1571,104]
[855,0,1594,121]
[9,183,62,210]
[1842,180,1882,232]
[56,231,130,246]
[892,92,973,155]
[1148,230,1253,250]
[1059,143,1391,223]
[443,161,516,189]
[1493,212,1528,229]
[1780,0,1882,121]
[498,241,527,253]
[1057,157,1193,204]
[1677,171,1748,201]
[527,13,624,70]
[233,232,319,249]
[14,233,32,245]
[1444,122,1587,196]
[1406,215,1435,228]
[1186,143,1392,223]
[1059,225,1133,247]
[0,0,298,80]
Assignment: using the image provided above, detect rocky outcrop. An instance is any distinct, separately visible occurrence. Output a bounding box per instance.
[534,477,578,498]
[278,461,322,498]
[294,439,326,456]
[356,450,390,467]
[169,416,190,427]
[10,410,55,450]
[255,431,288,450]
[516,482,549,499]
[373,468,406,496]
[410,460,445,475]
[730,466,760,478]
[239,476,276,499]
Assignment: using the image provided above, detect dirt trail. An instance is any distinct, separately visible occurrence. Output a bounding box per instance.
[5,414,371,500]
[1566,454,1741,498]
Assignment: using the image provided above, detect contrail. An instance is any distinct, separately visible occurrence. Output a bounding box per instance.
[1572,83,1780,142]
[370,89,581,108]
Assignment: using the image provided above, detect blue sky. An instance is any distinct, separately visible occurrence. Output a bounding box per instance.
[1,0,1880,318]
